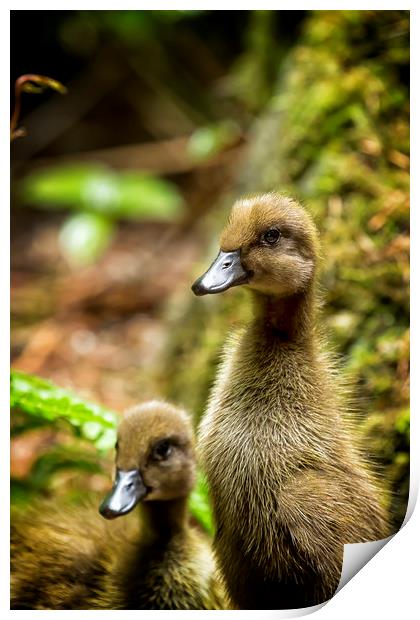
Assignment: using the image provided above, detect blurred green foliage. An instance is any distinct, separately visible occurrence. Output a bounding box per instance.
[187,120,241,162]
[21,165,184,219]
[19,165,184,265]
[224,10,285,113]
[60,10,206,52]
[188,470,214,535]
[58,212,114,267]
[10,370,214,533]
[163,10,409,530]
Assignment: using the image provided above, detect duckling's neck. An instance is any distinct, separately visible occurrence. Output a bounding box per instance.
[252,285,316,344]
[139,498,188,543]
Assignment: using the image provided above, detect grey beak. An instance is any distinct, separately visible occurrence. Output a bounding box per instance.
[191,250,248,296]
[99,469,148,520]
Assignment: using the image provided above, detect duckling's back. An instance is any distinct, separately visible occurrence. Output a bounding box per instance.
[11,503,122,609]
[11,503,226,610]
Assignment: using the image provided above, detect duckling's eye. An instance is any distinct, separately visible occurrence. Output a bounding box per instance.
[263,228,281,245]
[152,440,172,461]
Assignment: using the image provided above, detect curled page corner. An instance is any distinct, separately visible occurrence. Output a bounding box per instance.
[335,477,416,598]
[254,523,408,617]
[335,535,394,594]
[269,534,395,618]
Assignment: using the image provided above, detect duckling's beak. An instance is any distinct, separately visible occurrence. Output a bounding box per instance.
[99,469,148,519]
[191,249,248,295]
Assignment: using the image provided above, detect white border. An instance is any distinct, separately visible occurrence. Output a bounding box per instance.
[4,4,417,618]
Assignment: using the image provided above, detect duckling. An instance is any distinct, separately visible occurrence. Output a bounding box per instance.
[11,401,226,610]
[192,192,389,610]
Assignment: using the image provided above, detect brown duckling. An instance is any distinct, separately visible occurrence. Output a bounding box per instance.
[192,192,389,610]
[11,401,226,610]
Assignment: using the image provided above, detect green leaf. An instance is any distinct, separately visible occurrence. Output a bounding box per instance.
[11,370,118,450]
[29,445,103,491]
[59,212,114,266]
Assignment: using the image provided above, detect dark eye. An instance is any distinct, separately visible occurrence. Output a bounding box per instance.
[152,440,172,461]
[263,228,280,245]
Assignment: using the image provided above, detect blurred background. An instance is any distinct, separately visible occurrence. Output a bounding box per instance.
[11,10,409,532]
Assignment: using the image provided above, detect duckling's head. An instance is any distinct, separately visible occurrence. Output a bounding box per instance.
[192,193,319,298]
[99,401,195,519]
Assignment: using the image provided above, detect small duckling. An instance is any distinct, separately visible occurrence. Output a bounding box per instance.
[11,401,226,610]
[192,193,389,609]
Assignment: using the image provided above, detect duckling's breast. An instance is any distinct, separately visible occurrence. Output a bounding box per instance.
[198,326,348,561]
[98,528,224,609]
